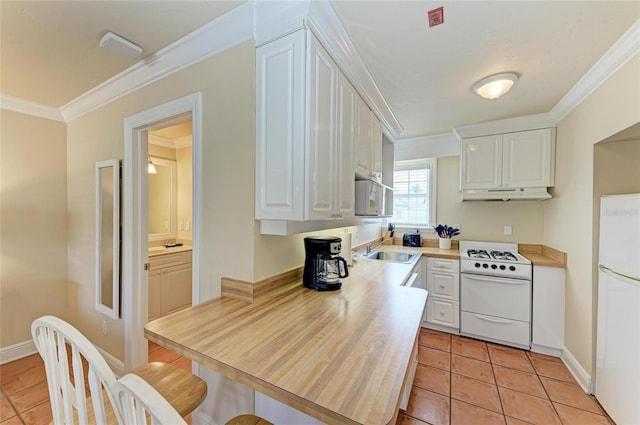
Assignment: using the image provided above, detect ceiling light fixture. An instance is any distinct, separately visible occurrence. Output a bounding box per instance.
[473,72,519,100]
[99,31,142,59]
[148,160,157,174]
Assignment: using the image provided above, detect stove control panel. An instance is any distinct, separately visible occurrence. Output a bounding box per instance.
[463,259,531,280]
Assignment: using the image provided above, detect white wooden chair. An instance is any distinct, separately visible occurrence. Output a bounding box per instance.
[31,315,122,424]
[115,373,186,425]
[31,315,208,425]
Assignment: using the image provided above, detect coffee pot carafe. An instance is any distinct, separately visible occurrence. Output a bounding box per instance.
[303,236,349,291]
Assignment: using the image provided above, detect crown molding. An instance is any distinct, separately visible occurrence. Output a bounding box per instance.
[549,19,640,123]
[306,1,404,137]
[0,94,65,122]
[59,1,254,122]
[148,134,174,148]
[453,19,639,140]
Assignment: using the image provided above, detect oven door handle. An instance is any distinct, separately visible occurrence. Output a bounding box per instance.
[475,314,514,324]
[462,274,529,285]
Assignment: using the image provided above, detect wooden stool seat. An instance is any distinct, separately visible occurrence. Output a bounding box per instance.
[131,362,207,417]
[226,414,273,425]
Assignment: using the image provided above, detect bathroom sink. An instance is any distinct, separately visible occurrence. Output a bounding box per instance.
[367,251,419,263]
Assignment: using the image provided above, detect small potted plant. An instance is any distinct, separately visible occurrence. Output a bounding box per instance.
[435,224,460,250]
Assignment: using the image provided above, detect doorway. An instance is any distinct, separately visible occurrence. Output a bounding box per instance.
[123,93,202,371]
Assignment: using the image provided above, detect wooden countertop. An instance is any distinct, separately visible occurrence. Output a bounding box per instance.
[145,258,427,425]
[518,244,567,268]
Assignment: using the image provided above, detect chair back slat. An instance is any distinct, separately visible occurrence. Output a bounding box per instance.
[31,315,122,425]
[115,374,186,425]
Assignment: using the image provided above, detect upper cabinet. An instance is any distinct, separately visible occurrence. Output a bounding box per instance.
[460,128,555,200]
[355,100,383,182]
[256,29,356,222]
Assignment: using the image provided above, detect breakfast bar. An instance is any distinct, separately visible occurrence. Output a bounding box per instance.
[144,258,427,425]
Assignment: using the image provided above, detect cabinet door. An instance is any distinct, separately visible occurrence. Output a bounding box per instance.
[255,30,306,220]
[461,135,502,189]
[148,270,163,321]
[164,264,192,315]
[355,96,372,179]
[371,112,383,182]
[502,129,554,188]
[335,73,356,218]
[307,35,337,220]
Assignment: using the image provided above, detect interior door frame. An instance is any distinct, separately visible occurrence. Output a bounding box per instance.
[123,92,202,371]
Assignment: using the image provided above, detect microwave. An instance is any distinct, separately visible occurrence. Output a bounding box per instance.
[355,180,385,216]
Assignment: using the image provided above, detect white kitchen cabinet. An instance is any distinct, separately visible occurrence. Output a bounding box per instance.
[148,251,192,321]
[461,128,555,190]
[255,29,356,222]
[531,266,565,356]
[425,257,460,333]
[355,99,383,182]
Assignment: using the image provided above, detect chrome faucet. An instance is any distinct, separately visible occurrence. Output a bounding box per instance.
[366,239,385,254]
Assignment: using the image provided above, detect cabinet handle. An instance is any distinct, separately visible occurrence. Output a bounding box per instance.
[475,314,513,324]
[439,284,445,289]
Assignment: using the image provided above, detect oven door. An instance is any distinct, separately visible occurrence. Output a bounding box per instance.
[461,273,531,322]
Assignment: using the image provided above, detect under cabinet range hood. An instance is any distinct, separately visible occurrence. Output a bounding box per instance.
[461,187,552,201]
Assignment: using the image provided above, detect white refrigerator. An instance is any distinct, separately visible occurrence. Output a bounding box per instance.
[596,193,640,425]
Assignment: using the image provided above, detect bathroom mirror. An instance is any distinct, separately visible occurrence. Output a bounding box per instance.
[148,157,177,241]
[95,159,120,319]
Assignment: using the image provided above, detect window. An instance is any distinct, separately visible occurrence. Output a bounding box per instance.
[392,158,437,228]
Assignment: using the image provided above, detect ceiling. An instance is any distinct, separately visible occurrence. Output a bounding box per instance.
[1,1,638,139]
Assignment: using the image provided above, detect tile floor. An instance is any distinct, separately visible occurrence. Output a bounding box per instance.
[396,328,613,425]
[0,341,191,425]
[0,331,613,425]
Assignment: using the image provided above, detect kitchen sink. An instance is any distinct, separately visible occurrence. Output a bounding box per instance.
[367,250,419,263]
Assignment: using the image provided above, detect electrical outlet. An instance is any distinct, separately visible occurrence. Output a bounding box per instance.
[504,225,513,236]
[102,320,108,335]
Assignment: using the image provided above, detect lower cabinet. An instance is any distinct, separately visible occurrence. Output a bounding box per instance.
[148,251,192,321]
[425,257,460,333]
[531,266,565,356]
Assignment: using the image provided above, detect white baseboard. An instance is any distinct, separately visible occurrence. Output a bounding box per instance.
[96,346,125,377]
[530,344,563,358]
[561,346,592,394]
[1,339,125,378]
[0,340,37,364]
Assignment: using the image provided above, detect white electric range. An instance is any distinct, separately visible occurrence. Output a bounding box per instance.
[459,241,532,349]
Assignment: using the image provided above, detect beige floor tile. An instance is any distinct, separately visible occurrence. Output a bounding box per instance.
[148,340,162,353]
[417,346,450,371]
[451,337,490,362]
[413,364,450,396]
[0,415,23,425]
[451,373,502,413]
[505,416,533,425]
[487,345,534,373]
[493,364,546,398]
[554,403,612,425]
[7,379,50,414]
[499,387,561,425]
[405,387,450,425]
[451,399,506,425]
[19,401,53,425]
[530,357,576,383]
[1,364,47,395]
[396,412,429,425]
[540,377,604,414]
[0,355,43,385]
[171,356,192,372]
[0,395,17,422]
[451,354,495,383]
[422,332,451,352]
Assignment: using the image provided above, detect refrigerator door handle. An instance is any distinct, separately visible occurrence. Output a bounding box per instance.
[599,264,640,288]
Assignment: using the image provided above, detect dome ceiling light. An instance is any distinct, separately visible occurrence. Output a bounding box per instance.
[473,72,519,100]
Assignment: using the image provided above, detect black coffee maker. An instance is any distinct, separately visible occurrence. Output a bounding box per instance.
[303,236,349,291]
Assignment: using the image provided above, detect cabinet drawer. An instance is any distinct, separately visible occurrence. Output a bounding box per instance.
[427,271,459,300]
[461,311,530,347]
[149,252,189,270]
[426,298,459,328]
[427,258,459,273]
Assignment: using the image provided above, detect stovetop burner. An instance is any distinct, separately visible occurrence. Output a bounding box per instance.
[467,249,490,259]
[490,250,518,261]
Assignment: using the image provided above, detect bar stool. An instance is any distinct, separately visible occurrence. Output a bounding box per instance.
[116,373,272,425]
[31,315,206,424]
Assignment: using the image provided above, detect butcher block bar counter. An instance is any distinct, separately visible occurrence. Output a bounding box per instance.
[145,258,428,425]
